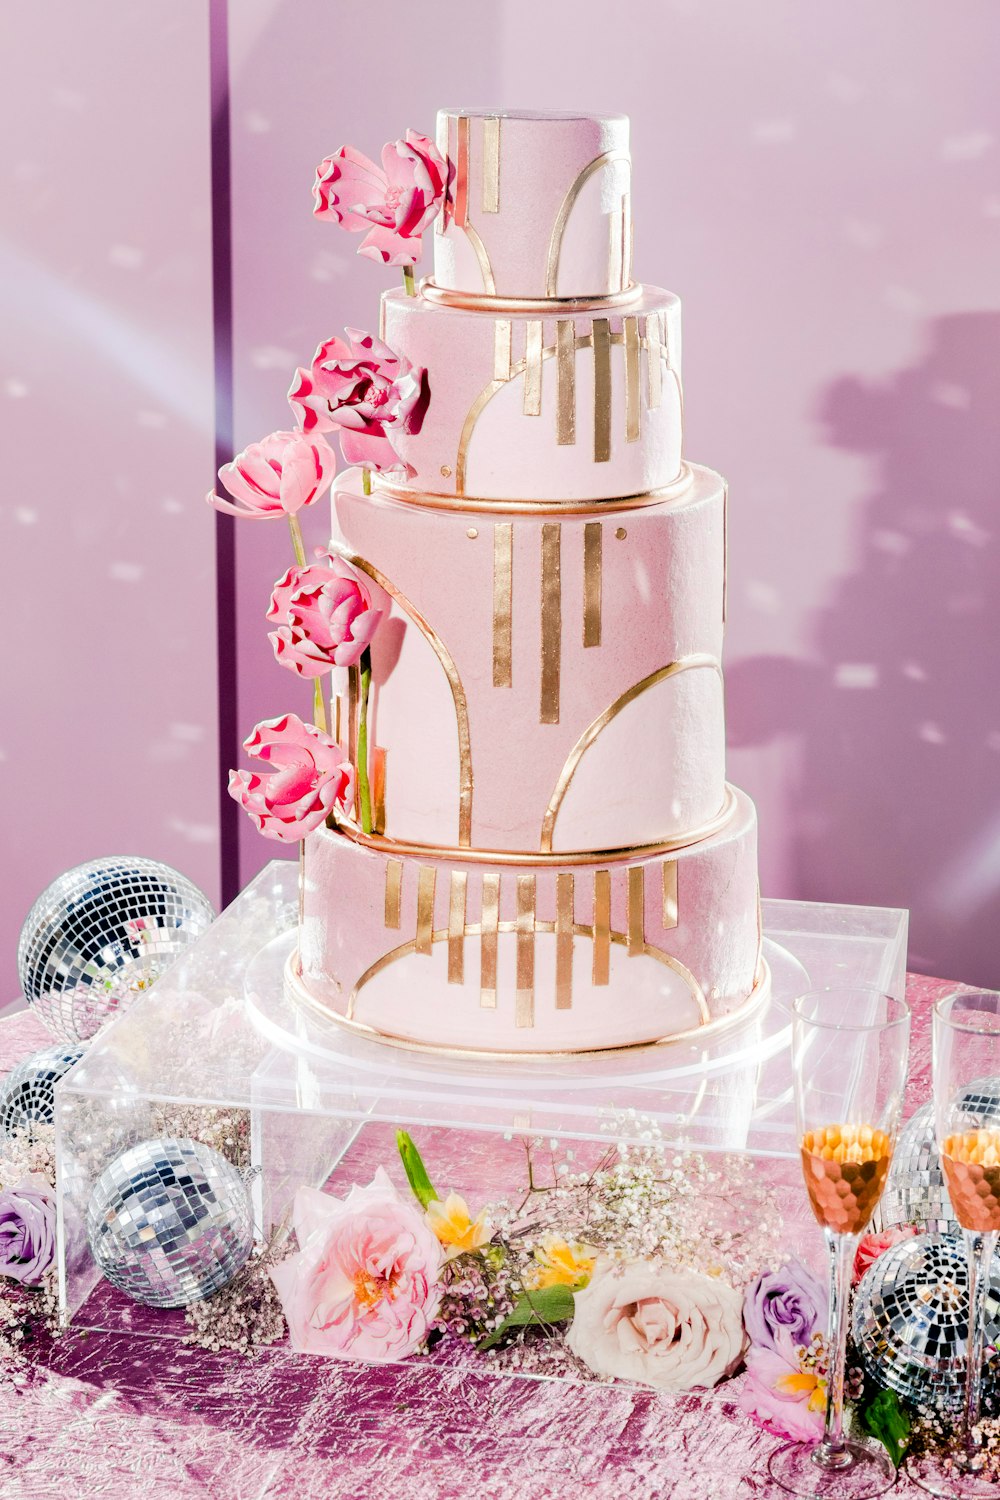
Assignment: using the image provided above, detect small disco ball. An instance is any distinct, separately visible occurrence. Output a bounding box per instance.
[852,1232,1000,1411]
[87,1137,254,1308]
[0,1044,86,1138]
[17,857,216,1043]
[879,1082,1000,1236]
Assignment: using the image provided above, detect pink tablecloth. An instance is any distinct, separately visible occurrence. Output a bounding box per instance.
[0,976,948,1500]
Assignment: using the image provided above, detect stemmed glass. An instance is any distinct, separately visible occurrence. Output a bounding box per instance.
[769,987,911,1499]
[909,990,1000,1498]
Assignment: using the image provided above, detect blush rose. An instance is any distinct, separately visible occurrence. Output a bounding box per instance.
[228,713,355,841]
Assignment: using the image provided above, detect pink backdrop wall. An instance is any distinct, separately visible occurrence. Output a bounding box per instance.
[0,6,219,998]
[3,4,998,994]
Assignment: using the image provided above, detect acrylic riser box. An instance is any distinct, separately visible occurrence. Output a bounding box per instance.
[54,860,908,1375]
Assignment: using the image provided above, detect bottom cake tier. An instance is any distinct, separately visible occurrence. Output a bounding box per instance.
[292,785,764,1055]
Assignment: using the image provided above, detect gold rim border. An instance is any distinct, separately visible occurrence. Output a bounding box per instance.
[326,785,737,868]
[361,463,696,517]
[418,279,643,314]
[284,951,771,1063]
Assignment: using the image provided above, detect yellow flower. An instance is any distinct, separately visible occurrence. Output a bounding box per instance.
[528,1235,596,1289]
[776,1368,828,1414]
[425,1192,492,1258]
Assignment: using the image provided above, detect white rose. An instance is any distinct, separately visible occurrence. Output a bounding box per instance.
[567,1259,745,1392]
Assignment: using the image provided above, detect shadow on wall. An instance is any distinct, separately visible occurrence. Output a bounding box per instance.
[728,312,1000,985]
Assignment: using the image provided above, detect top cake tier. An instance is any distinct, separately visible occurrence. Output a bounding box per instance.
[433,109,632,302]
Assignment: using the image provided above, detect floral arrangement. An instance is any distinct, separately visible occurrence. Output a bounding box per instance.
[0,1125,60,1373]
[208,125,444,844]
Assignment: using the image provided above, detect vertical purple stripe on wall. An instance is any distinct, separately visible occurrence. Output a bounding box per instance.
[209,0,239,906]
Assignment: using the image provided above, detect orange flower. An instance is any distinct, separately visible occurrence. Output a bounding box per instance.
[425,1192,492,1259]
[528,1235,596,1289]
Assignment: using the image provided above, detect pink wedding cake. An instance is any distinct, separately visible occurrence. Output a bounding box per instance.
[283,108,767,1054]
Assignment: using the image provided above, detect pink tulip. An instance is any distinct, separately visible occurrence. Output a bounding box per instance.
[287,329,427,473]
[313,131,447,266]
[267,554,385,676]
[228,713,354,841]
[207,430,336,520]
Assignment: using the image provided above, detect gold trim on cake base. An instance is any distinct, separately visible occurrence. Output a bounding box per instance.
[418,280,643,314]
[367,464,694,516]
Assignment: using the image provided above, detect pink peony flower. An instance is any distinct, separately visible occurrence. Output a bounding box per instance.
[740,1329,827,1443]
[312,131,447,266]
[207,430,336,520]
[853,1224,919,1286]
[288,329,428,472]
[269,1168,443,1361]
[267,553,385,676]
[228,713,354,842]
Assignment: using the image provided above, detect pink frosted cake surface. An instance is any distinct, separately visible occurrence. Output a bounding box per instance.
[295,108,763,1053]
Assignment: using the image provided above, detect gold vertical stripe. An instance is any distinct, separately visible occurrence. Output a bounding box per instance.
[555,871,574,1010]
[515,874,536,1029]
[540,523,562,724]
[416,866,436,955]
[524,320,543,415]
[492,522,513,688]
[494,319,512,381]
[593,317,612,463]
[447,870,467,983]
[334,694,342,744]
[385,859,403,929]
[556,319,576,445]
[372,747,387,835]
[480,873,500,1007]
[646,312,662,408]
[454,115,470,228]
[482,116,500,213]
[593,869,611,985]
[436,114,451,231]
[348,666,359,819]
[624,316,641,443]
[627,866,645,955]
[583,522,602,648]
[662,860,678,930]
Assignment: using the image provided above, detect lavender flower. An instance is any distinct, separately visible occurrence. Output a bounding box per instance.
[744,1258,826,1354]
[0,1175,56,1286]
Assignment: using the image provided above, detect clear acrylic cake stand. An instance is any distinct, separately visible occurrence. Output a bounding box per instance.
[53,860,908,1339]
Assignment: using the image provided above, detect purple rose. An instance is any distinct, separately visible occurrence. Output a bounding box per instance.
[0,1175,56,1286]
[743,1259,827,1354]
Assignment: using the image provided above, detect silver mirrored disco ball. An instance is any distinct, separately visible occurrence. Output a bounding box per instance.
[879,1082,1000,1236]
[86,1137,254,1307]
[0,1044,86,1138]
[17,857,216,1043]
[852,1232,1000,1410]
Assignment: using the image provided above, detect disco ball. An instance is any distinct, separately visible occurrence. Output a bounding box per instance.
[852,1232,1000,1411]
[878,1083,1000,1236]
[87,1137,254,1307]
[17,857,216,1043]
[0,1044,86,1138]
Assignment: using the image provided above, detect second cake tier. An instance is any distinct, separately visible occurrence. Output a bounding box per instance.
[329,462,728,855]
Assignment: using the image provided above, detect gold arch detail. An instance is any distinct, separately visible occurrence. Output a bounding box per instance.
[461,219,496,295]
[545,150,632,297]
[347,918,709,1025]
[540,655,724,853]
[341,553,474,848]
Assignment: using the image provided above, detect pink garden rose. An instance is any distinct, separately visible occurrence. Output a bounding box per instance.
[228,713,354,841]
[853,1225,919,1286]
[567,1260,745,1393]
[267,553,385,676]
[740,1328,826,1442]
[288,329,428,472]
[207,429,336,519]
[270,1169,443,1361]
[312,131,447,266]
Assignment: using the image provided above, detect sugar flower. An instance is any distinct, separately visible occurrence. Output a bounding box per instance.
[267,553,385,676]
[568,1259,745,1393]
[743,1258,826,1355]
[207,429,336,520]
[228,713,354,842]
[425,1192,492,1260]
[288,329,428,473]
[528,1235,596,1290]
[0,1174,56,1286]
[269,1169,443,1361]
[740,1328,827,1443]
[312,131,447,266]
[853,1225,919,1286]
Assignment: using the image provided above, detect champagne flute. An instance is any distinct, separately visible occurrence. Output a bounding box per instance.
[909,990,1000,1498]
[769,987,910,1499]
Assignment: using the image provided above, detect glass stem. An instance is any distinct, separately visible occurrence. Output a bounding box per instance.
[817,1228,858,1469]
[963,1228,996,1460]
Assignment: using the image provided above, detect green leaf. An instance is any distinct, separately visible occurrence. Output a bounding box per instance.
[859,1387,911,1469]
[396,1130,438,1209]
[477,1283,576,1350]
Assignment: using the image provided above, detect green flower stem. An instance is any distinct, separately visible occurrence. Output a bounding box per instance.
[287,513,307,567]
[361,467,372,496]
[402,264,416,297]
[356,647,373,833]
